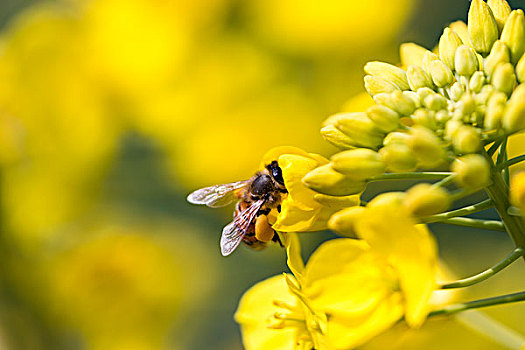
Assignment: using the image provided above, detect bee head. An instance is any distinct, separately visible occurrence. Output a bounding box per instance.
[266,160,284,186]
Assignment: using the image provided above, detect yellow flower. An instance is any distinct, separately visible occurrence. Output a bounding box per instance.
[236,200,437,349]
[261,147,359,232]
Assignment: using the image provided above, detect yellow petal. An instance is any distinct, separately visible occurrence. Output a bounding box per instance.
[272,197,320,232]
[281,232,305,280]
[260,146,328,168]
[303,239,404,348]
[235,275,297,350]
[278,154,321,210]
[356,204,437,328]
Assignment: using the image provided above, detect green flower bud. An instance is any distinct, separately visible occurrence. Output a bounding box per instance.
[372,93,396,110]
[389,90,416,115]
[404,183,450,217]
[313,193,360,208]
[403,91,422,108]
[469,71,486,92]
[502,83,525,133]
[364,61,410,90]
[435,110,451,124]
[379,143,418,172]
[439,28,464,70]
[417,87,436,102]
[484,40,510,79]
[492,62,517,96]
[368,192,406,209]
[468,0,499,54]
[303,164,366,196]
[334,112,384,149]
[331,149,386,180]
[424,93,447,111]
[422,51,440,76]
[449,82,465,101]
[412,108,437,130]
[407,65,434,91]
[516,53,525,83]
[429,59,455,87]
[408,126,445,168]
[484,91,506,130]
[474,83,494,105]
[452,154,491,189]
[453,125,481,153]
[328,207,366,238]
[364,75,399,96]
[320,125,356,150]
[455,45,479,76]
[488,0,511,32]
[383,131,410,146]
[445,119,463,140]
[366,105,399,133]
[500,9,525,64]
[456,93,477,116]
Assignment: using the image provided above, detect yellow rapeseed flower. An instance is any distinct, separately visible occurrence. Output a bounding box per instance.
[236,199,437,349]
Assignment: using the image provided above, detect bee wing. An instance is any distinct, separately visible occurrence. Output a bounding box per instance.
[187,180,249,208]
[220,199,265,256]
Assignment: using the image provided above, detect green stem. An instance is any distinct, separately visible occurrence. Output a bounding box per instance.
[439,247,524,289]
[486,138,503,157]
[439,217,506,232]
[496,154,525,171]
[368,172,452,182]
[432,173,457,188]
[429,290,525,317]
[422,199,493,224]
[484,155,525,250]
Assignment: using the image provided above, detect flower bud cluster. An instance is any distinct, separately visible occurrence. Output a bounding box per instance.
[314,0,524,197]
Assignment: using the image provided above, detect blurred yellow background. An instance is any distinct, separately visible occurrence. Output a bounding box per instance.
[0,0,523,349]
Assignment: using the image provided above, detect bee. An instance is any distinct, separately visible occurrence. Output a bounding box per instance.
[187,161,287,256]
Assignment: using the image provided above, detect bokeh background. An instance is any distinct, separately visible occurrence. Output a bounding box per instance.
[0,0,524,349]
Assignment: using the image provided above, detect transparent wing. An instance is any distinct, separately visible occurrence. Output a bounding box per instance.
[186,180,249,208]
[220,200,265,256]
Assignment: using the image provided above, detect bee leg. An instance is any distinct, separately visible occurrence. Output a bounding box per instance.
[272,232,283,247]
[255,215,275,242]
[277,205,281,213]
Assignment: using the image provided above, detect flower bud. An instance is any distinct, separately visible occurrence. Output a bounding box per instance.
[468,0,499,54]
[429,59,455,87]
[492,62,517,96]
[452,154,491,189]
[510,172,525,210]
[407,65,434,91]
[453,125,481,154]
[366,105,399,133]
[424,93,447,111]
[379,143,418,172]
[331,149,386,180]
[400,43,429,67]
[488,0,511,32]
[368,192,406,209]
[469,71,486,93]
[313,193,360,208]
[334,112,385,149]
[403,91,422,108]
[320,125,356,150]
[412,108,437,130]
[435,110,451,124]
[502,83,525,133]
[404,183,450,217]
[500,9,525,64]
[455,45,479,76]
[445,119,463,140]
[456,93,477,116]
[451,20,472,47]
[484,40,510,79]
[303,164,366,196]
[389,90,416,115]
[364,75,399,96]
[517,53,525,83]
[449,82,465,101]
[364,61,410,90]
[408,126,445,168]
[485,91,507,130]
[328,207,366,238]
[383,131,410,146]
[439,28,464,70]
